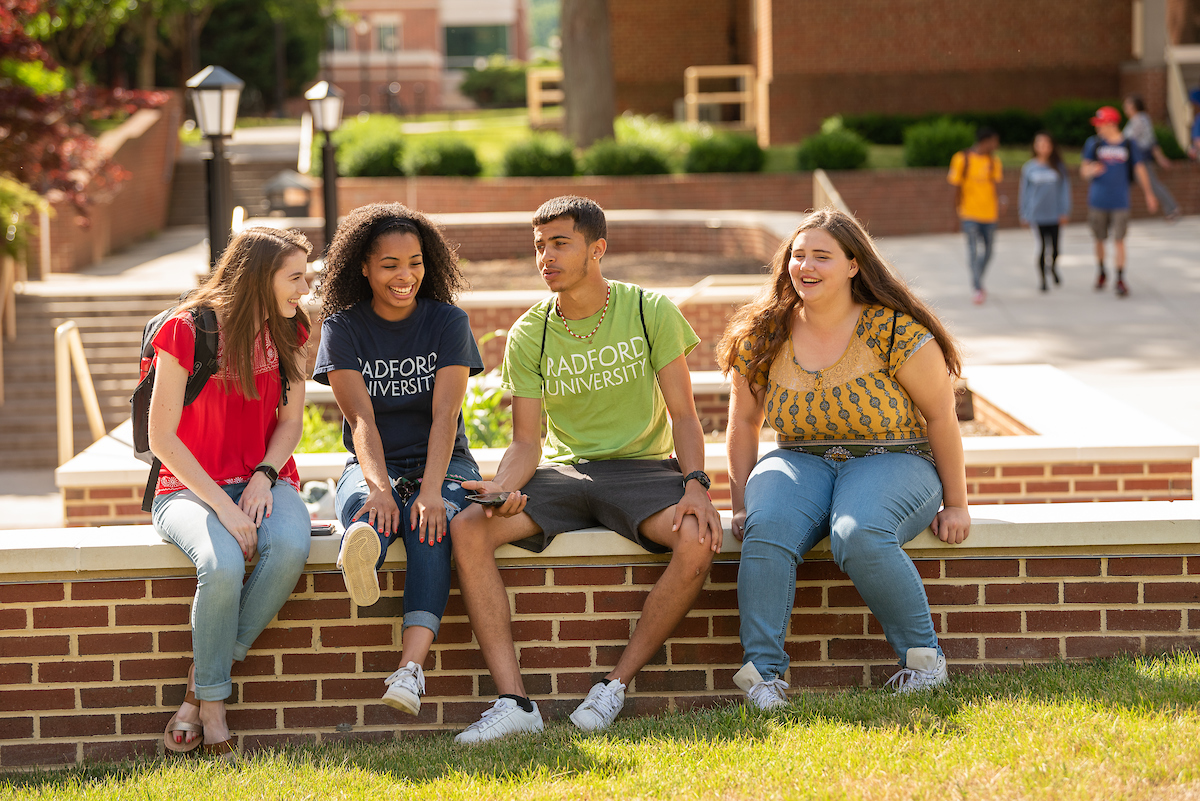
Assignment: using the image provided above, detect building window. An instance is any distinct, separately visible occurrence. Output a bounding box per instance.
[445,25,510,68]
[377,23,399,53]
[328,23,349,52]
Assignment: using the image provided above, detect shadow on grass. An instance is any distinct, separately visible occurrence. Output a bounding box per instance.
[4,652,1200,792]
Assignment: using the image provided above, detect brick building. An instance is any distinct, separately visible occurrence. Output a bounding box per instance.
[610,0,1191,144]
[318,0,530,115]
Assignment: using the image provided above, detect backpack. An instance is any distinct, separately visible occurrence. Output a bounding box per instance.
[953,149,996,212]
[130,297,220,512]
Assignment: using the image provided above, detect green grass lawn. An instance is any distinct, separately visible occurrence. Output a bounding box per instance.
[5,654,1200,800]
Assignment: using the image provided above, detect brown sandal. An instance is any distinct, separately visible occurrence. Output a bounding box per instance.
[163,663,203,754]
[202,735,237,762]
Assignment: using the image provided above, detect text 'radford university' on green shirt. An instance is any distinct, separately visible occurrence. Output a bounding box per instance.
[501,280,699,465]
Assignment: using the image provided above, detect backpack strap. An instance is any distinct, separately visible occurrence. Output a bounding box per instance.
[182,307,220,405]
[141,456,162,513]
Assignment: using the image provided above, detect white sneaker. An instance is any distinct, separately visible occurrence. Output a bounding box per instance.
[884,647,949,693]
[569,679,626,732]
[382,661,424,715]
[732,662,789,710]
[337,521,381,607]
[454,698,544,744]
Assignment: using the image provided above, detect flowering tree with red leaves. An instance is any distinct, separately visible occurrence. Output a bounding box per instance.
[0,0,167,218]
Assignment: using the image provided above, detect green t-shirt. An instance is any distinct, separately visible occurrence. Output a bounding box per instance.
[501,280,699,464]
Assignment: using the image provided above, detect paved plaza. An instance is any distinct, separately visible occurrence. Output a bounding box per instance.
[3,214,1198,528]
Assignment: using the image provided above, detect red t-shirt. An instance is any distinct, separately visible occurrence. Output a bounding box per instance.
[151,312,307,495]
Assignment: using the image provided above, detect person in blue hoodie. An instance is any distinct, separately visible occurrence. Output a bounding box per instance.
[1018,131,1072,292]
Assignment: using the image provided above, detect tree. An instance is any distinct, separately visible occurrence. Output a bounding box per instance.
[561,0,615,148]
[0,0,167,217]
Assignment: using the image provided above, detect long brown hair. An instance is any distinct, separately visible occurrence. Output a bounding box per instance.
[318,202,466,318]
[716,208,962,395]
[180,226,312,399]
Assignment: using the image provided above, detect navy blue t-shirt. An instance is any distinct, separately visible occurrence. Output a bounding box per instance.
[313,299,483,467]
[1082,135,1145,210]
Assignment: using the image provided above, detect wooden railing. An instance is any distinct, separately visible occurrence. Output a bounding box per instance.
[1165,45,1200,151]
[55,321,106,465]
[812,169,851,216]
[526,67,564,129]
[683,65,756,134]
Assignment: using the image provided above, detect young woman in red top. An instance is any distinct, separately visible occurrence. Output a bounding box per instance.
[152,227,313,759]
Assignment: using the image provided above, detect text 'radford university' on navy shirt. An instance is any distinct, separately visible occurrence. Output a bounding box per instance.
[312,299,484,467]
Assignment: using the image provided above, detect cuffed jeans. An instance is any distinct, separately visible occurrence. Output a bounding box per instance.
[962,220,996,291]
[738,449,943,681]
[153,482,311,702]
[334,455,480,639]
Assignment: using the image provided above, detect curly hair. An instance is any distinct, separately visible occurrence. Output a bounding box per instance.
[318,203,467,318]
[180,226,312,399]
[716,208,962,395]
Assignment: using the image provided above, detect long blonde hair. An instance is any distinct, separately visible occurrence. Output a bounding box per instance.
[716,208,962,394]
[179,227,312,399]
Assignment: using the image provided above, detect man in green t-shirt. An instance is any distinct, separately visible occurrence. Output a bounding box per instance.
[451,196,723,744]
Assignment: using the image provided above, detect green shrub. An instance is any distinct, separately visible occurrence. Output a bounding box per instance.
[956,108,1044,144]
[580,139,670,176]
[902,117,974,167]
[840,112,927,145]
[1156,124,1186,160]
[502,134,576,176]
[459,56,527,108]
[795,129,869,171]
[403,139,482,177]
[296,404,346,453]
[337,128,406,177]
[1042,99,1119,147]
[683,132,764,173]
[463,331,512,449]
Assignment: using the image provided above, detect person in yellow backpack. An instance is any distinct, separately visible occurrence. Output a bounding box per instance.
[948,127,1002,305]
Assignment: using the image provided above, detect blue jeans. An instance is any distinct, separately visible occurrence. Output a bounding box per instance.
[738,449,943,680]
[962,220,996,291]
[334,455,480,638]
[153,482,311,701]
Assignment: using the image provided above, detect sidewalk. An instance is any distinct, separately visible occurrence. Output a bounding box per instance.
[4,214,1197,527]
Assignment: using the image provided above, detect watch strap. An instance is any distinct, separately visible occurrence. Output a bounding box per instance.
[253,463,279,487]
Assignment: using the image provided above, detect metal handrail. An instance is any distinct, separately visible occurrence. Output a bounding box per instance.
[0,254,16,405]
[813,169,852,216]
[55,321,106,465]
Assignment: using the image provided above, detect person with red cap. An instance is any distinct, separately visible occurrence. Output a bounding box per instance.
[1080,105,1158,297]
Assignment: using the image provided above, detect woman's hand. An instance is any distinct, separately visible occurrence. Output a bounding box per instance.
[731,509,747,542]
[216,503,259,561]
[353,485,400,535]
[411,487,448,546]
[238,472,274,526]
[931,505,971,545]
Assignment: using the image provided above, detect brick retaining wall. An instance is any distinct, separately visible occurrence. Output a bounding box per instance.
[2,520,1199,768]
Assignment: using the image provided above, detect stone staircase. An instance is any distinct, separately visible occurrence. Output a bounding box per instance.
[1,291,181,469]
[168,158,302,227]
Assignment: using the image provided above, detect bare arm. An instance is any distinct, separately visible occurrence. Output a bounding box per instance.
[235,354,307,528]
[411,364,471,544]
[895,340,970,544]
[148,351,259,559]
[726,370,766,542]
[461,394,544,518]
[658,355,722,552]
[1134,162,1159,212]
[328,369,399,534]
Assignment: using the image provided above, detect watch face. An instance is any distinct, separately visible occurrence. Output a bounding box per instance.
[687,471,711,490]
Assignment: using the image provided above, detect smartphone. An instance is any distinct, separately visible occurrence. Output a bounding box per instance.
[466,492,510,507]
[310,522,335,536]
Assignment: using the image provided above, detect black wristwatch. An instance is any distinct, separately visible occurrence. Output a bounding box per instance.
[253,463,279,487]
[683,470,711,491]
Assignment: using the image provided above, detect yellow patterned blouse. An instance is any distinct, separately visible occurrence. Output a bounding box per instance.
[732,305,935,458]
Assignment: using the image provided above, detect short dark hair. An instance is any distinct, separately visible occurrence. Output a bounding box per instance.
[1125,93,1146,112]
[532,195,607,243]
[975,126,999,143]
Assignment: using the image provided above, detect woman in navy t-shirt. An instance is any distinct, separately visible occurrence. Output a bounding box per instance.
[314,203,483,718]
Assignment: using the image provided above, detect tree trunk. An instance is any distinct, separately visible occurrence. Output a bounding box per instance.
[561,0,615,149]
[137,10,157,89]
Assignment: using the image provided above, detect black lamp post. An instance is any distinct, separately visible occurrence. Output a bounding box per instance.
[305,81,346,252]
[186,66,243,269]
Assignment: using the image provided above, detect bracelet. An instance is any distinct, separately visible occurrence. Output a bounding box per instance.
[253,463,279,487]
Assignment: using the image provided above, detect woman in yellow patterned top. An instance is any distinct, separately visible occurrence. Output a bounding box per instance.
[716,208,970,709]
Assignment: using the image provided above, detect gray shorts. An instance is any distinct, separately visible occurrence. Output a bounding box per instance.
[512,459,686,554]
[1088,207,1130,241]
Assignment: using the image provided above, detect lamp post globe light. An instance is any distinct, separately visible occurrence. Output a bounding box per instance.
[305,81,345,252]
[186,66,243,269]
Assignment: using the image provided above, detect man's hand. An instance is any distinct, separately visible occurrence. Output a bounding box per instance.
[672,481,723,553]
[461,479,528,519]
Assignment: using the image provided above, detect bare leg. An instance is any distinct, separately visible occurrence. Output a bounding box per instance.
[199,700,230,743]
[450,504,542,697]
[1114,239,1126,270]
[399,625,435,669]
[605,506,714,684]
[1094,239,1106,265]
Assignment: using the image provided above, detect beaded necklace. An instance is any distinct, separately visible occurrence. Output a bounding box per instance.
[555,281,610,341]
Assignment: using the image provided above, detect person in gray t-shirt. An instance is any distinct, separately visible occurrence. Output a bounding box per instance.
[1122,94,1180,220]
